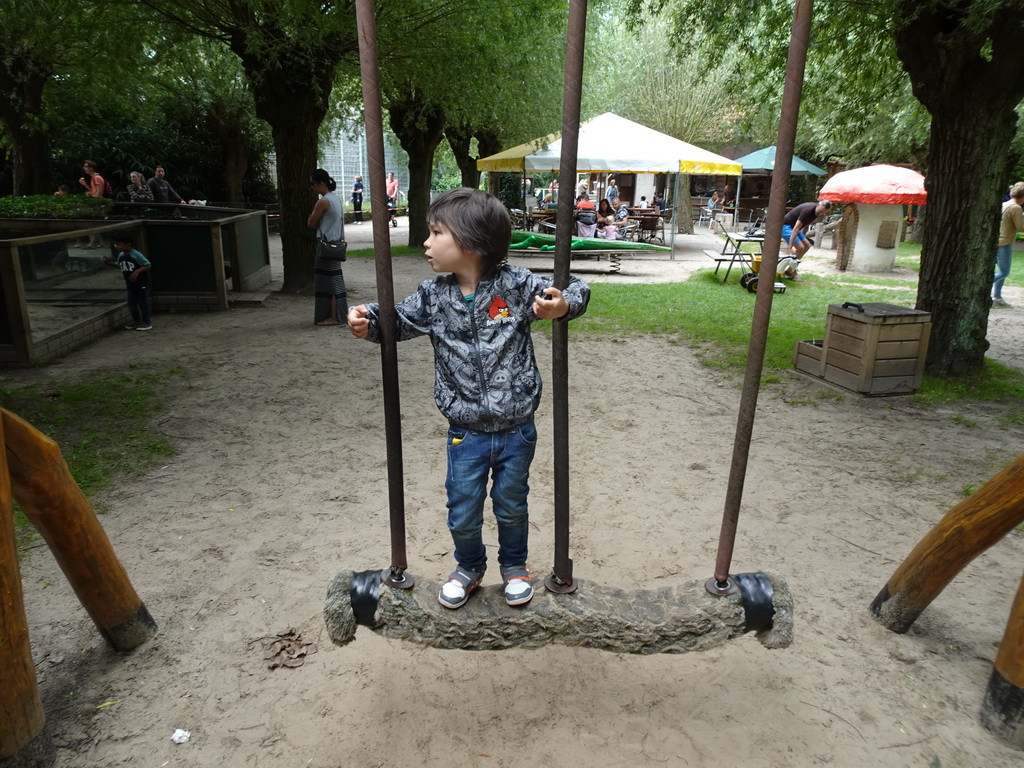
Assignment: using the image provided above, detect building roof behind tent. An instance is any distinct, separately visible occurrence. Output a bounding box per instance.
[733,145,826,176]
[476,113,741,176]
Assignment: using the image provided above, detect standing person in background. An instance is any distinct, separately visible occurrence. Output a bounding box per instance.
[79,161,104,198]
[147,166,185,204]
[352,176,364,223]
[79,161,106,246]
[127,171,154,202]
[308,169,347,326]
[102,229,153,331]
[993,181,1024,307]
[386,172,401,227]
[605,176,619,203]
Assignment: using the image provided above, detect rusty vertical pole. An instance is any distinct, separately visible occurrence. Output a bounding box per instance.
[545,0,587,594]
[355,0,412,588]
[709,0,813,594]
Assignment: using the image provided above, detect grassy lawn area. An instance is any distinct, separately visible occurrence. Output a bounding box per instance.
[573,265,1024,425]
[2,367,178,552]
[893,240,1024,289]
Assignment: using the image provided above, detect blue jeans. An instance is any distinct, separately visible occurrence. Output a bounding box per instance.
[994,243,1013,298]
[444,419,537,574]
[126,278,151,325]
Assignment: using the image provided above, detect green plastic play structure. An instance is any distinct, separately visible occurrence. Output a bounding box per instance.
[510,230,671,253]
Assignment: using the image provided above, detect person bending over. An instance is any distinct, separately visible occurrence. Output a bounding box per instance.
[781,200,831,280]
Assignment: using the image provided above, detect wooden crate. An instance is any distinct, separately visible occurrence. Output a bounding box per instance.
[819,302,931,395]
[792,339,824,377]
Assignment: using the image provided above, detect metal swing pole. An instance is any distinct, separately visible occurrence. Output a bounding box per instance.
[355,0,413,589]
[708,0,813,596]
[545,0,588,594]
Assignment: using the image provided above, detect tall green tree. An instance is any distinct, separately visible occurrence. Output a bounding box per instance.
[0,0,138,194]
[135,0,361,292]
[134,0,469,292]
[382,0,568,245]
[584,14,741,147]
[633,0,1024,376]
[147,36,272,203]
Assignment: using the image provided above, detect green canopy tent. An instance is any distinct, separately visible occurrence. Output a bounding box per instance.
[732,145,826,227]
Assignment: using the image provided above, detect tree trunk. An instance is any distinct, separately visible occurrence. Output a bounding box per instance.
[0,61,51,195]
[445,123,479,189]
[476,130,503,198]
[389,102,445,247]
[229,34,343,294]
[221,134,249,205]
[915,111,1010,374]
[895,3,1024,376]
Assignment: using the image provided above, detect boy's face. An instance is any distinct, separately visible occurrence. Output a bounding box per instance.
[113,240,132,254]
[424,221,476,275]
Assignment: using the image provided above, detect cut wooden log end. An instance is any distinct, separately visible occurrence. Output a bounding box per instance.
[324,569,793,654]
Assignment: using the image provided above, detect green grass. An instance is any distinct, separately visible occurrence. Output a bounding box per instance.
[575,269,917,371]
[893,239,1024,289]
[573,267,1024,423]
[348,245,422,259]
[2,366,179,551]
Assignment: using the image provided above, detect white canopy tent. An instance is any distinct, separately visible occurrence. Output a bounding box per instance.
[477,113,741,247]
[477,112,741,175]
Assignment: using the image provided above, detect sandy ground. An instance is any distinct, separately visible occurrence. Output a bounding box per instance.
[10,217,1024,768]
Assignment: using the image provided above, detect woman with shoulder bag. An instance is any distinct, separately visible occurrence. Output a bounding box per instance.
[307,169,347,325]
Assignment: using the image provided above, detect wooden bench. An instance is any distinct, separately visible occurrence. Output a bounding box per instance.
[704,248,734,276]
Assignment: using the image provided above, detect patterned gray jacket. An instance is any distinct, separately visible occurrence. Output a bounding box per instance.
[364,264,590,432]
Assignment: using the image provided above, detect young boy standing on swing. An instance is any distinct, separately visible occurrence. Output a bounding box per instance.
[348,188,590,609]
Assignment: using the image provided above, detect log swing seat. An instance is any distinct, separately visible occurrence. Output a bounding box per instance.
[324,0,806,657]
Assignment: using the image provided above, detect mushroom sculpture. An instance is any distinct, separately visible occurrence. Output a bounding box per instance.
[818,165,926,272]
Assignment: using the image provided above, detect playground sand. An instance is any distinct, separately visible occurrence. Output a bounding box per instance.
[10,229,1024,768]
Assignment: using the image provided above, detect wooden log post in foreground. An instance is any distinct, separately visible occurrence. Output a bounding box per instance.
[0,416,46,762]
[1,409,158,651]
[981,569,1024,749]
[870,452,1024,633]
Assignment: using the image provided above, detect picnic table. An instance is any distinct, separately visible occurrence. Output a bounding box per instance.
[703,231,765,282]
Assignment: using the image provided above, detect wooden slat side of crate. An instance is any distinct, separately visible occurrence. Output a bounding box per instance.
[824,315,882,392]
[792,340,824,377]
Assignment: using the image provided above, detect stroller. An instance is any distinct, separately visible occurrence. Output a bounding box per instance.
[387,196,398,227]
[575,208,598,238]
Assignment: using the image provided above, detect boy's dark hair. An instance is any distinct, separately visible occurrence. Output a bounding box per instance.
[111,229,134,245]
[428,188,511,275]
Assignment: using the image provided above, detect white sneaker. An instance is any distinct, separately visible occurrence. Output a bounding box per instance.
[136,324,153,331]
[500,565,534,606]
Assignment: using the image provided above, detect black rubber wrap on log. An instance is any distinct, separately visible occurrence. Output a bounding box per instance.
[733,572,775,633]
[350,569,382,627]
[325,569,793,654]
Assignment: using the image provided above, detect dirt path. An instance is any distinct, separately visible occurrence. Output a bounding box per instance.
[11,225,1024,767]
